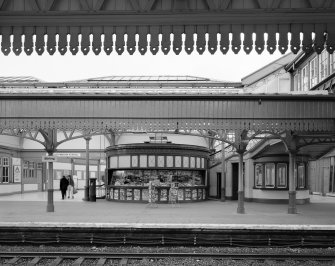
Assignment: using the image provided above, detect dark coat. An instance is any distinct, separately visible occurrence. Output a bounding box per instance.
[60,176,69,191]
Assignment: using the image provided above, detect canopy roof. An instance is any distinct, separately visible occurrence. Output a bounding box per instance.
[1,0,335,56]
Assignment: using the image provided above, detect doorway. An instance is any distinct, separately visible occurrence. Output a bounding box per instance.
[232,163,239,200]
[216,173,222,199]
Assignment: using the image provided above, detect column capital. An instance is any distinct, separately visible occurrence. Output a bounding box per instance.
[84,136,92,141]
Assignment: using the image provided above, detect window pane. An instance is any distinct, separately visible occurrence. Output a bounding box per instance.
[119,155,131,168]
[319,50,329,81]
[302,65,309,91]
[310,58,318,87]
[148,155,155,167]
[196,157,201,168]
[298,164,305,188]
[157,156,164,167]
[3,157,9,166]
[265,163,275,187]
[255,164,263,187]
[294,73,301,91]
[190,157,195,168]
[183,156,189,168]
[277,163,287,188]
[139,155,147,168]
[2,167,9,182]
[131,155,138,167]
[175,156,181,167]
[166,156,173,167]
[109,157,117,168]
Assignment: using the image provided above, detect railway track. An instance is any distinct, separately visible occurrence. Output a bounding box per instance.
[0,251,335,265]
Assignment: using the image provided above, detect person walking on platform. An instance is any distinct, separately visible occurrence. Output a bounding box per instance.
[67,175,75,199]
[60,175,69,200]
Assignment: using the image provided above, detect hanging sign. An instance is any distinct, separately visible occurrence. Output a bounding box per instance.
[13,165,21,183]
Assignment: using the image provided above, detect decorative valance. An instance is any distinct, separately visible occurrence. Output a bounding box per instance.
[1,0,335,55]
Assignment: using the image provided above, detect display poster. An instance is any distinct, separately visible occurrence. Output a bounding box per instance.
[13,165,21,183]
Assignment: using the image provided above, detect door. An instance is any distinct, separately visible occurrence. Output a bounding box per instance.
[216,173,222,199]
[232,163,239,200]
[330,157,335,193]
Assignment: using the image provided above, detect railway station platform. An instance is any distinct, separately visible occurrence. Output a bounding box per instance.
[0,190,334,227]
[0,191,335,247]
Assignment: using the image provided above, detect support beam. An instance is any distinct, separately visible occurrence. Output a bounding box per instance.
[83,136,91,201]
[221,142,226,202]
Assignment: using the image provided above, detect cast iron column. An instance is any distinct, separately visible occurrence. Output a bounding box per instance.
[221,142,226,202]
[288,151,297,214]
[83,136,91,201]
[97,159,101,185]
[46,151,54,212]
[237,150,245,214]
[71,158,75,176]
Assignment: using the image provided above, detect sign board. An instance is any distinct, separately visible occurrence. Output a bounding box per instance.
[54,153,81,158]
[42,156,57,162]
[12,157,21,165]
[13,165,21,183]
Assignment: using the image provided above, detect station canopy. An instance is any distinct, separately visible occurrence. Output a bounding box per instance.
[1,0,335,56]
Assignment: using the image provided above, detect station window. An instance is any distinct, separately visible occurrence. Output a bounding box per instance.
[310,57,318,88]
[255,164,263,188]
[301,65,309,91]
[265,163,275,188]
[293,72,301,91]
[331,54,335,74]
[29,162,35,178]
[1,157,9,183]
[319,49,329,81]
[297,163,306,189]
[254,162,288,189]
[23,161,36,179]
[277,163,287,188]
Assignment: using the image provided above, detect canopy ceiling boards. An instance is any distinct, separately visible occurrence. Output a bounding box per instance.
[0,0,335,55]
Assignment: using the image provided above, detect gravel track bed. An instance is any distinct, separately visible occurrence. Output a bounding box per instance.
[0,245,334,266]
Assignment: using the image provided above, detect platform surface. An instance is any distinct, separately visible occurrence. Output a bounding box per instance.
[0,191,335,229]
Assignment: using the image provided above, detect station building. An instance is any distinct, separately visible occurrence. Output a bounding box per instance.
[0,54,334,204]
